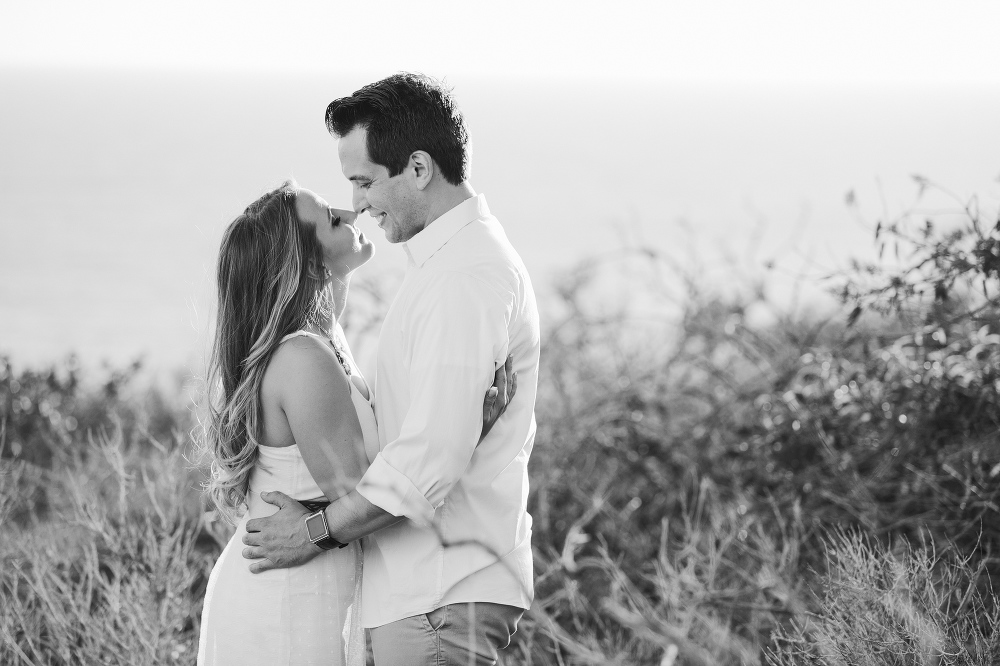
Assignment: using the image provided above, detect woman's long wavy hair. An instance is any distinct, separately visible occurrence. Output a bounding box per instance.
[205,180,332,521]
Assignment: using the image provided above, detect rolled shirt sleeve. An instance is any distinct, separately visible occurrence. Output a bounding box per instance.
[356,271,510,524]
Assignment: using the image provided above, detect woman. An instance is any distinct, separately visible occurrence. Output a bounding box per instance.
[197,182,512,666]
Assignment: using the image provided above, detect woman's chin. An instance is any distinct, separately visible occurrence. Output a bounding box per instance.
[358,244,376,266]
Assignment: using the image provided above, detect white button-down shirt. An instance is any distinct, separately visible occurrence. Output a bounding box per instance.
[355,194,539,628]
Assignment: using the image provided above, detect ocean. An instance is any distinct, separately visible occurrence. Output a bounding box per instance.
[1,68,998,374]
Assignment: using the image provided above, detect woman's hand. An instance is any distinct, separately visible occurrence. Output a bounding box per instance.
[480,354,517,442]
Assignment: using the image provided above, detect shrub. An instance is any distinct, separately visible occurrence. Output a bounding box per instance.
[2,179,997,664]
[504,181,999,663]
[0,424,213,664]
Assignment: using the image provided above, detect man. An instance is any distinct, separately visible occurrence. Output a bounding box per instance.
[242,73,540,665]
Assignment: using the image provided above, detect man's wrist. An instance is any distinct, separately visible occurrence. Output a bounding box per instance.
[323,504,352,548]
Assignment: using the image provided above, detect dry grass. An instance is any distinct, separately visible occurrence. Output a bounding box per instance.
[768,531,1000,666]
[3,185,999,663]
[0,425,214,665]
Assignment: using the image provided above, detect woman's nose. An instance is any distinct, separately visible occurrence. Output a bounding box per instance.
[337,209,359,226]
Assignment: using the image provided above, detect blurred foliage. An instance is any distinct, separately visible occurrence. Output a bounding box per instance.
[2,180,998,664]
[841,176,1000,321]
[0,356,188,466]
[1,424,213,664]
[508,180,999,664]
[0,356,192,526]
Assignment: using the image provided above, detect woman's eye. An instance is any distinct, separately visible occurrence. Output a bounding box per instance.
[332,215,341,226]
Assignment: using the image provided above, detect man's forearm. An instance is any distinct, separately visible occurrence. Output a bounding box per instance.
[325,489,402,543]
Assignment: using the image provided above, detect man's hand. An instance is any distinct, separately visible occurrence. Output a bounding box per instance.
[242,491,322,574]
[481,354,517,442]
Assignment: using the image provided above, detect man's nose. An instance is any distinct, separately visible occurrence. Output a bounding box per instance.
[352,189,367,215]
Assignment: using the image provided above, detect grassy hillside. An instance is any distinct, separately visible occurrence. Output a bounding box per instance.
[2,185,998,664]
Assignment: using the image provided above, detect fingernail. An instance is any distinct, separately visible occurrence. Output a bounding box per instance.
[488,387,498,396]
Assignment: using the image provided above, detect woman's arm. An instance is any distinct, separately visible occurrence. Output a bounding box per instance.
[272,337,367,501]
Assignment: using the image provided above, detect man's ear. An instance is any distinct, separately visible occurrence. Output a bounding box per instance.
[409,151,434,191]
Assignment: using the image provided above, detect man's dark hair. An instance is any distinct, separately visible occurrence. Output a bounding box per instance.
[325,73,470,186]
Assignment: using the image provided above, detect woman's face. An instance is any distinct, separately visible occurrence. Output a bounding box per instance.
[294,188,374,276]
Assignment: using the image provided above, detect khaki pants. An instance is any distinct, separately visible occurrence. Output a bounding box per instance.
[369,602,523,666]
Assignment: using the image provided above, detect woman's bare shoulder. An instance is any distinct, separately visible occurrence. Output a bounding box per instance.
[262,334,350,405]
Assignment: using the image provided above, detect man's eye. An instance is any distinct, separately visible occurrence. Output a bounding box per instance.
[332,215,341,226]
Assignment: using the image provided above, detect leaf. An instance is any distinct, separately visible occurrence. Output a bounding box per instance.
[847,306,863,328]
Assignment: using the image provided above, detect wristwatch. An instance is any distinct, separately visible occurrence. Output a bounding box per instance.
[304,509,348,550]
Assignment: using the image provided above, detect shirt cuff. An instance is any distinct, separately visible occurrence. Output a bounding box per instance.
[356,453,436,526]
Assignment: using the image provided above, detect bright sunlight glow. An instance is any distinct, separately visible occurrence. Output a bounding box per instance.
[2,0,999,86]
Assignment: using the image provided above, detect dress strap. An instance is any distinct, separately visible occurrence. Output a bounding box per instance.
[278,329,354,377]
[279,330,324,344]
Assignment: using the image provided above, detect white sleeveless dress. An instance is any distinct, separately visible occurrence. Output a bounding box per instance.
[198,329,379,666]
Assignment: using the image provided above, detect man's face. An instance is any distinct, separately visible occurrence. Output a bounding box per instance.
[338,126,424,244]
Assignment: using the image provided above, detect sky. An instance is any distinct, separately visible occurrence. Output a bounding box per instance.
[3,0,1000,86]
[2,1,999,371]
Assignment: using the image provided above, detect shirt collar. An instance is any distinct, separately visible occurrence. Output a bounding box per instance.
[403,194,489,268]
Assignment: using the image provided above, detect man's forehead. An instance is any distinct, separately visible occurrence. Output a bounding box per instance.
[338,129,373,174]
[338,127,366,157]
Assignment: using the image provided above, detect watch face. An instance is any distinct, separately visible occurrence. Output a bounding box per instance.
[305,512,327,541]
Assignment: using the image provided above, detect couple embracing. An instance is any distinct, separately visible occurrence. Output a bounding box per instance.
[196,73,539,666]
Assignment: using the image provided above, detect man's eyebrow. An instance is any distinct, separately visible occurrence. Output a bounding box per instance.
[348,175,370,183]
